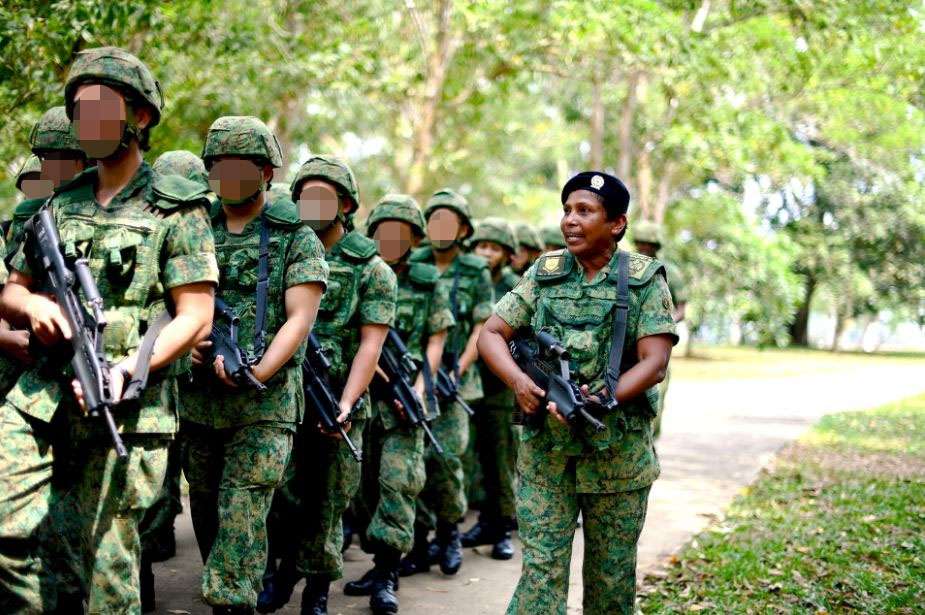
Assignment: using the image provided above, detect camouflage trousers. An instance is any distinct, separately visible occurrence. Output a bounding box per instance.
[355,413,426,554]
[652,364,672,439]
[139,436,183,555]
[269,419,366,580]
[1,400,168,614]
[507,446,651,615]
[472,389,519,521]
[182,420,293,607]
[416,401,470,528]
[0,404,62,614]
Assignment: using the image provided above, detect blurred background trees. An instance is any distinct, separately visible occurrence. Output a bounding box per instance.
[2,0,922,350]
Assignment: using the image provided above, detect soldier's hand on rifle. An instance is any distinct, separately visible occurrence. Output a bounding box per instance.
[392,399,408,421]
[191,339,211,366]
[513,372,545,417]
[0,328,32,365]
[71,365,126,414]
[25,294,72,345]
[213,354,238,388]
[545,401,569,426]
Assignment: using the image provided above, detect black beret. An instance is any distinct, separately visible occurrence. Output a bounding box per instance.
[560,171,630,215]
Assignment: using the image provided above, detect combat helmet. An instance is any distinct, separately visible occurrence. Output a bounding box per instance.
[423,188,474,239]
[471,217,516,253]
[29,106,82,156]
[290,155,359,213]
[15,155,42,191]
[202,116,282,168]
[152,150,208,188]
[366,194,425,238]
[540,224,566,249]
[64,47,163,128]
[632,220,664,247]
[513,222,543,252]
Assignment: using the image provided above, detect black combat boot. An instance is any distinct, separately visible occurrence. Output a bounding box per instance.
[369,546,401,614]
[435,520,462,575]
[398,525,431,577]
[257,557,300,613]
[140,554,156,612]
[148,524,177,562]
[491,531,515,560]
[344,568,376,596]
[460,515,497,548]
[301,574,330,615]
[342,511,355,554]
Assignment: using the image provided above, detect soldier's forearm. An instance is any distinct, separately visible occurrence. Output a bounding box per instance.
[458,322,484,374]
[340,325,388,408]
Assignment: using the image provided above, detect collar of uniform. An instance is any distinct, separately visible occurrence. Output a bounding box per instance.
[575,247,620,286]
[213,204,266,236]
[106,161,153,209]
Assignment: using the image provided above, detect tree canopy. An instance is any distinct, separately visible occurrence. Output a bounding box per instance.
[2,0,922,347]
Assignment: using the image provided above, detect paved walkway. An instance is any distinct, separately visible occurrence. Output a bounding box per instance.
[152,359,925,614]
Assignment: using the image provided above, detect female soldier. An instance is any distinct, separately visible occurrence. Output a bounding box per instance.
[477,171,677,615]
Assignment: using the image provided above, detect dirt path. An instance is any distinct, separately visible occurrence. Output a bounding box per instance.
[152,358,925,614]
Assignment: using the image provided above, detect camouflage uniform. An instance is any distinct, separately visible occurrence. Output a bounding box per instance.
[274,156,397,584]
[178,117,327,608]
[494,248,677,615]
[356,196,455,557]
[0,47,219,614]
[465,219,521,552]
[140,149,211,567]
[410,191,493,548]
[632,221,687,439]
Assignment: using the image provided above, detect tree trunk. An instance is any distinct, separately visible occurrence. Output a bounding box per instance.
[788,274,816,346]
[653,163,674,224]
[404,0,457,198]
[590,77,604,169]
[617,72,641,182]
[831,309,847,352]
[636,145,654,220]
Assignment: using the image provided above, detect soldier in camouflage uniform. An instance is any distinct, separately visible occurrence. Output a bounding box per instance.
[177,117,327,614]
[341,194,455,613]
[460,218,520,561]
[139,149,211,591]
[632,220,687,439]
[261,155,396,615]
[511,222,544,275]
[540,224,567,250]
[479,172,677,615]
[399,189,493,578]
[14,155,43,199]
[0,46,219,613]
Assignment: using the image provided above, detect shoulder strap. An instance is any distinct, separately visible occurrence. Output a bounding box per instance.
[604,251,630,397]
[446,262,463,381]
[252,212,271,359]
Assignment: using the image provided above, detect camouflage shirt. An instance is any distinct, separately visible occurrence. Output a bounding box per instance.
[494,248,677,492]
[181,198,328,430]
[7,163,219,434]
[409,247,493,401]
[378,261,455,430]
[313,230,397,420]
[479,266,521,396]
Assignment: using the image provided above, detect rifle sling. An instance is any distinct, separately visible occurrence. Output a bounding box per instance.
[446,261,462,381]
[122,311,171,401]
[252,212,271,358]
[604,251,630,398]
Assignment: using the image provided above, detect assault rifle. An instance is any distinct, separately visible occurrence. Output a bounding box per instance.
[373,330,444,454]
[206,298,267,391]
[509,330,613,432]
[435,362,474,417]
[25,207,127,457]
[303,334,362,462]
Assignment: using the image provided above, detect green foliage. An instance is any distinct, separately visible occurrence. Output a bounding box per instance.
[640,394,925,613]
[1,0,922,337]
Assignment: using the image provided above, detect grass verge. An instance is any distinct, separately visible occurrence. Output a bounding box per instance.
[639,394,925,614]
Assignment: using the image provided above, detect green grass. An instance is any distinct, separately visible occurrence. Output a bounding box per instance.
[639,394,925,614]
[672,345,925,382]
